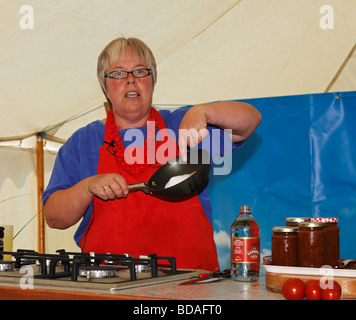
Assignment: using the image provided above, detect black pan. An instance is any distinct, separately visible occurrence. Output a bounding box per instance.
[128,149,211,201]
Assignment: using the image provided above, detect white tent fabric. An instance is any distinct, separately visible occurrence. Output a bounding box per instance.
[1,0,355,143]
[0,0,355,252]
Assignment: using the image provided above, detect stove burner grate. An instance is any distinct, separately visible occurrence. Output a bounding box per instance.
[0,250,178,283]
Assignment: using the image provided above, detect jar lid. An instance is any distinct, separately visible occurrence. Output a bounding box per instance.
[272,226,298,233]
[285,217,312,223]
[311,217,339,223]
[298,222,326,228]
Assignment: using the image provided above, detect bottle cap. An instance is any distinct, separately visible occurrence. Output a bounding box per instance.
[240,205,250,213]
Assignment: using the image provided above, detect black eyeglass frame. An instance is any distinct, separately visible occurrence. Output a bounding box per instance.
[104,69,152,80]
[104,140,116,156]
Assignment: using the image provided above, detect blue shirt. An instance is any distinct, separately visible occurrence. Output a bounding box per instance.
[43,106,244,246]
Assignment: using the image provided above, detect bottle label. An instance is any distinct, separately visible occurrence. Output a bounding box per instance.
[232,237,260,264]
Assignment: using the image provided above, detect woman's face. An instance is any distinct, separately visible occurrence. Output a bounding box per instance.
[105,47,154,128]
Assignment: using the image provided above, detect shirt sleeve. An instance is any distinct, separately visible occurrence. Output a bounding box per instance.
[42,134,81,204]
[42,121,104,204]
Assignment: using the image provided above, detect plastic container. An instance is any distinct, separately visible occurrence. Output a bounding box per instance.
[230,205,260,282]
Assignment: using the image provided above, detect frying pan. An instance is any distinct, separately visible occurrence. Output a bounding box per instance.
[128,149,211,201]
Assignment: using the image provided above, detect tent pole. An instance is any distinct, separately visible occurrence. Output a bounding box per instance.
[36,134,45,253]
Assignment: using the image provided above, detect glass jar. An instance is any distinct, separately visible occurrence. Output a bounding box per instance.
[311,218,340,267]
[285,217,312,226]
[297,222,326,268]
[271,226,298,266]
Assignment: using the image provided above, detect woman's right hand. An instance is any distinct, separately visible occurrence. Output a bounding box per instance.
[86,173,129,201]
[45,173,129,229]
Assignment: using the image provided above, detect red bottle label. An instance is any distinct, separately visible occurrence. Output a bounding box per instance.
[232,237,260,264]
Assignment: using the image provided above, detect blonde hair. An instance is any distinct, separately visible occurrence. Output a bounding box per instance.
[97,37,157,98]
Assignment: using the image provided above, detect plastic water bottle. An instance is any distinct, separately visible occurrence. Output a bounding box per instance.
[230,205,260,281]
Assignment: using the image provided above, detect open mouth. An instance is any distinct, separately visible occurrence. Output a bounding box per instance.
[125,91,140,98]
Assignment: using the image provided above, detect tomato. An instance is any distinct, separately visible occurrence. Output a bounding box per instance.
[323,279,342,295]
[322,287,340,300]
[282,278,306,300]
[282,278,342,300]
[305,279,320,287]
[333,281,342,295]
[305,283,322,300]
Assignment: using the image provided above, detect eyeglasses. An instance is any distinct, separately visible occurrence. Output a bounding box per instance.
[104,69,152,80]
[104,140,116,156]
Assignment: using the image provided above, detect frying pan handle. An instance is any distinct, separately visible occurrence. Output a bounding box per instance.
[128,182,151,194]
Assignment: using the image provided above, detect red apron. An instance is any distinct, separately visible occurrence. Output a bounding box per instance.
[79,108,219,271]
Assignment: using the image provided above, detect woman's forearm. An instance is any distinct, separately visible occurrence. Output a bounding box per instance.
[44,177,94,230]
[44,173,129,230]
[197,101,262,142]
[178,101,261,158]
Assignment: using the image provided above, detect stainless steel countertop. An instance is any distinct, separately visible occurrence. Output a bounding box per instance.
[0,273,285,300]
[109,276,284,300]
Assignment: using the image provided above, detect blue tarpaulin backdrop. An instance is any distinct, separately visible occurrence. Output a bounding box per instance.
[209,91,356,270]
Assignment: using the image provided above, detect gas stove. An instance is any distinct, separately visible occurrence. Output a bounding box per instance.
[0,249,202,292]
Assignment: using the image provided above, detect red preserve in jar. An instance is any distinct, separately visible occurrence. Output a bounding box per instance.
[285,217,311,226]
[311,217,340,267]
[297,222,326,268]
[271,226,298,266]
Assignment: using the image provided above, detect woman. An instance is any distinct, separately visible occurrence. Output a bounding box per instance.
[43,37,261,271]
